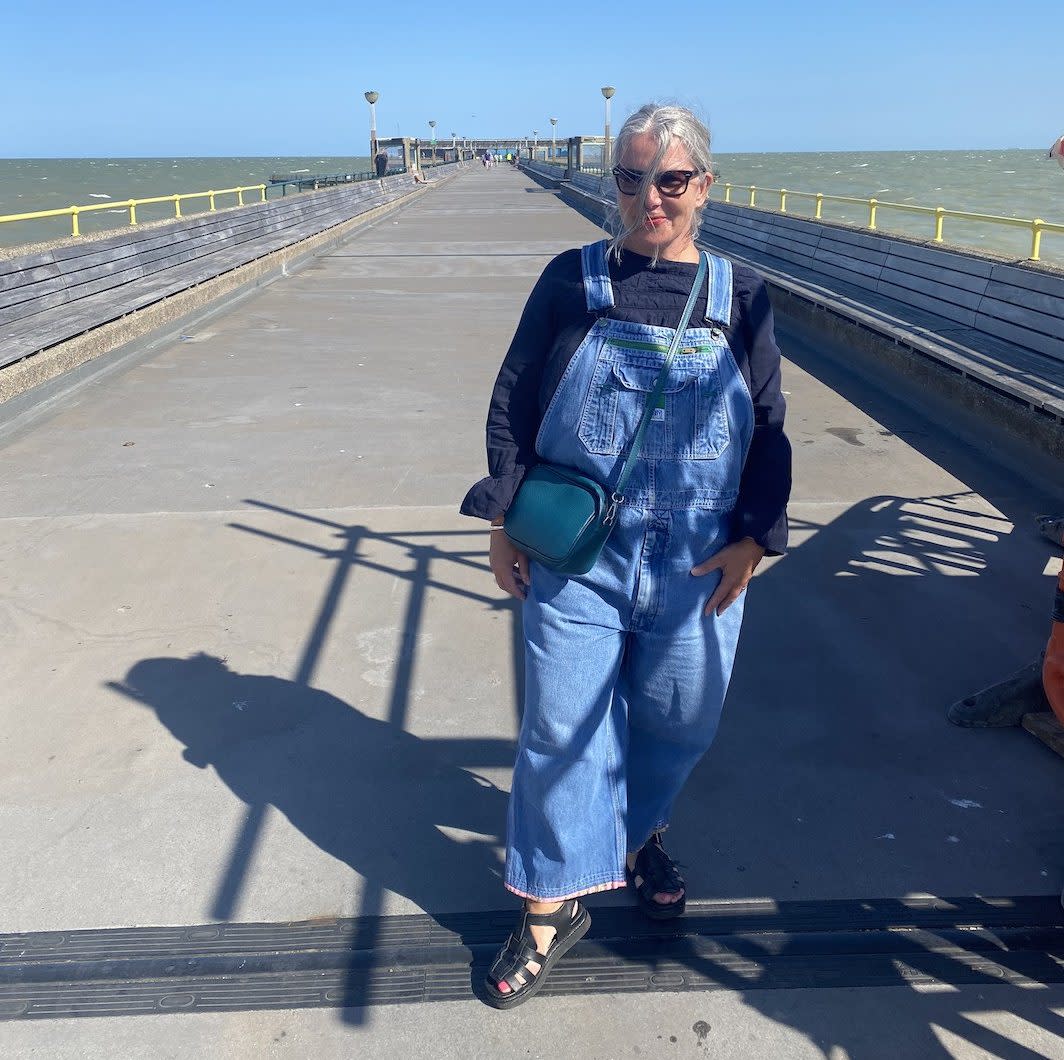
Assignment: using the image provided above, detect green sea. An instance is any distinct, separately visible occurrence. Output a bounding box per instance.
[1,150,1062,263]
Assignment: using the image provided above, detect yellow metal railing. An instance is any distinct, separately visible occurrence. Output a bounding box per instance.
[713,183,1064,262]
[0,185,268,239]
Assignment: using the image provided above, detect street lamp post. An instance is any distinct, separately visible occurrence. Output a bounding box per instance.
[601,86,615,171]
[550,117,557,161]
[364,90,379,160]
[533,130,538,160]
[428,120,437,165]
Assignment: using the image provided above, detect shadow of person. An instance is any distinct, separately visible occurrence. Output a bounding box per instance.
[108,653,512,924]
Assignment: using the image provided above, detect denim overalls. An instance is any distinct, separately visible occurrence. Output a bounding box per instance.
[505,240,756,901]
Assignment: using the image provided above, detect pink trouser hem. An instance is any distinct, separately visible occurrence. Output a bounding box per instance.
[504,878,627,902]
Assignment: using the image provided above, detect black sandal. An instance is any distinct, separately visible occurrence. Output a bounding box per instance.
[626,832,687,921]
[483,898,590,1010]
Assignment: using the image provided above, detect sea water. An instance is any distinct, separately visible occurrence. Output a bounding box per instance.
[0,156,373,248]
[711,149,1064,264]
[1,150,1062,263]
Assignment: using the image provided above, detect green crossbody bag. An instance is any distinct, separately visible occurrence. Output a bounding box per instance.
[503,252,709,576]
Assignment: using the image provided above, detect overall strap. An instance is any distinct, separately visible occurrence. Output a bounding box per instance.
[704,253,733,326]
[608,252,709,512]
[580,239,615,314]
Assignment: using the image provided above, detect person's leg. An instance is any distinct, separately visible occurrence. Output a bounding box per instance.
[625,600,743,847]
[506,563,629,901]
[493,563,627,996]
[624,516,746,876]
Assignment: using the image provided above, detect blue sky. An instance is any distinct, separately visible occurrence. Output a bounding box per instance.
[5,0,1062,156]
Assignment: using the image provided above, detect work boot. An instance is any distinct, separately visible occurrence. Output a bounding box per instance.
[1037,515,1064,548]
[947,658,1048,727]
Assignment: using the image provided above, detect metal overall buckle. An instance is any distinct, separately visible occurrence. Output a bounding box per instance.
[604,493,624,526]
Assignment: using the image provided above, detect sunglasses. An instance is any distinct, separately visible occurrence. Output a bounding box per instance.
[612,166,702,198]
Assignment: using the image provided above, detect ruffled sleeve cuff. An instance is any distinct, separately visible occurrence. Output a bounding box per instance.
[460,468,529,521]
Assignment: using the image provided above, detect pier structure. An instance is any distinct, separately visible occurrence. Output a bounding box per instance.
[1,164,1064,1054]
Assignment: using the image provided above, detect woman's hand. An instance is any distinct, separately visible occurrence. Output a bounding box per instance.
[691,537,766,616]
[490,527,530,600]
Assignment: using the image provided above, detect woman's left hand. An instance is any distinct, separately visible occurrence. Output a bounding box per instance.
[691,537,767,616]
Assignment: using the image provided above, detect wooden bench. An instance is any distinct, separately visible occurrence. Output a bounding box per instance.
[0,173,420,371]
[699,201,1064,421]
[540,167,1064,424]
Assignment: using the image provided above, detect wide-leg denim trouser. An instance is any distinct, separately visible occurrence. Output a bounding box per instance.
[504,506,745,901]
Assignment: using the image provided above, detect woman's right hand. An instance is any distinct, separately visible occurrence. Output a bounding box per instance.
[489,528,530,600]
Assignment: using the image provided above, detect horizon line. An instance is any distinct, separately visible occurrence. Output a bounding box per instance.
[0,145,1055,161]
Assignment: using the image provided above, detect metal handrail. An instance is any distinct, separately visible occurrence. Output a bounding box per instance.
[573,162,1062,261]
[712,182,1064,262]
[0,164,421,242]
[0,185,269,238]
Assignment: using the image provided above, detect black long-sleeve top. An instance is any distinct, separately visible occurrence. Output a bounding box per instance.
[461,248,792,555]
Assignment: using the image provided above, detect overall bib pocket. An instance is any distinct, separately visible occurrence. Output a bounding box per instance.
[578,347,731,461]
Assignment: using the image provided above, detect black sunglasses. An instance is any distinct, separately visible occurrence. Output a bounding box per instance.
[612,166,702,197]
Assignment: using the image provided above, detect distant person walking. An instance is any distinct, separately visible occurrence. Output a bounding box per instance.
[462,102,792,1009]
[374,147,389,179]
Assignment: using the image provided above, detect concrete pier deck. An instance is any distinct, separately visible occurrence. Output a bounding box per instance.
[2,168,1064,1057]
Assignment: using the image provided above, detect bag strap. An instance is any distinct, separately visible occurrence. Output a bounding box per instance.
[604,252,709,523]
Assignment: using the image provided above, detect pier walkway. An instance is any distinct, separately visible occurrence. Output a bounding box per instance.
[2,168,1064,1057]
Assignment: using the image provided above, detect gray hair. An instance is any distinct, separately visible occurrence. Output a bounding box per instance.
[606,103,713,265]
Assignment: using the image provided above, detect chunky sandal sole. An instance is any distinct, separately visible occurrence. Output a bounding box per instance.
[483,902,591,1010]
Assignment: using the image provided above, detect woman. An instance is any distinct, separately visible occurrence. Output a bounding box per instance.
[461,103,792,1008]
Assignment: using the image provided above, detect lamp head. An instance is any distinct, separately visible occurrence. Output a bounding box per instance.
[364,91,379,104]
[601,86,615,100]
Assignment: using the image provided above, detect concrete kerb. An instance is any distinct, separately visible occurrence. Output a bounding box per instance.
[547,177,1064,459]
[0,177,453,408]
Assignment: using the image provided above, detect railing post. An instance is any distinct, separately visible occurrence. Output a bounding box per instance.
[127,200,137,225]
[237,187,245,206]
[815,193,824,219]
[173,195,182,219]
[934,206,945,243]
[868,198,878,230]
[259,185,266,203]
[208,191,216,212]
[749,185,756,207]
[724,183,732,204]
[70,206,80,237]
[1031,219,1044,261]
[779,188,787,213]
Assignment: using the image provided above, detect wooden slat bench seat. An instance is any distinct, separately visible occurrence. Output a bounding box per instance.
[0,173,420,371]
[548,171,1064,425]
